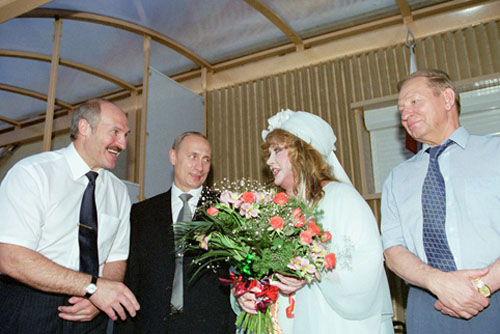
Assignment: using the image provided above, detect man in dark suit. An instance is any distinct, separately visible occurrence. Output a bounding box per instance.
[114,132,235,333]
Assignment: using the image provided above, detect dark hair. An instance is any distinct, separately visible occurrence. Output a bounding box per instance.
[171,131,208,150]
[262,129,335,205]
[70,99,103,140]
[397,69,461,115]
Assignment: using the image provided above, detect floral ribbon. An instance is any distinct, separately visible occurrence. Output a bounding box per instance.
[220,273,279,313]
[236,254,254,276]
[286,294,295,318]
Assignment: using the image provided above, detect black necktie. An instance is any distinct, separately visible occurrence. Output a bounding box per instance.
[79,171,99,276]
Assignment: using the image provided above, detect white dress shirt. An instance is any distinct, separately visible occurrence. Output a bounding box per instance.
[171,184,202,221]
[0,143,131,275]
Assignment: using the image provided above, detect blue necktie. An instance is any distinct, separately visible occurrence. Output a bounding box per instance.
[79,171,99,276]
[422,140,456,272]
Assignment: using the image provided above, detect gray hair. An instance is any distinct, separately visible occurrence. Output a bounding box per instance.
[70,99,103,141]
[397,68,461,115]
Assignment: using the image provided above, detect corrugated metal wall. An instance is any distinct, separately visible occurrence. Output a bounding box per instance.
[207,20,500,192]
[206,19,499,326]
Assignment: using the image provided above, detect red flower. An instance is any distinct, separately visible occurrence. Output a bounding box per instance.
[325,253,336,270]
[241,191,255,204]
[255,285,279,302]
[321,231,332,242]
[273,192,289,205]
[300,230,313,244]
[308,217,317,224]
[307,222,322,236]
[270,216,285,230]
[292,207,302,219]
[254,284,279,312]
[294,215,306,228]
[207,206,219,216]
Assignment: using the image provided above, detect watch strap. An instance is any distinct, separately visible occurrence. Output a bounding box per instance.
[84,275,98,298]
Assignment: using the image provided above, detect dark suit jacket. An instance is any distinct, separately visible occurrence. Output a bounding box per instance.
[114,188,235,334]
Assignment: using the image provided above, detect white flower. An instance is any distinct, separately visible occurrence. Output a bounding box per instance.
[261,109,295,140]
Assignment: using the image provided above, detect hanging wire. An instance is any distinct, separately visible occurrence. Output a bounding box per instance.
[405,29,417,74]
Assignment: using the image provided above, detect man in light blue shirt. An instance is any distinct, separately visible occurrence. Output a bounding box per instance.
[381,69,500,333]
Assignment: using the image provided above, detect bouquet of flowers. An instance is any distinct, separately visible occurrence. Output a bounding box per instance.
[181,179,336,334]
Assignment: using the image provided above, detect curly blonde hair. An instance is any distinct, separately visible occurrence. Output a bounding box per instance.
[262,129,336,205]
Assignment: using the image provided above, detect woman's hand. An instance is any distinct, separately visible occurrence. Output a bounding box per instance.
[235,287,259,314]
[271,273,306,295]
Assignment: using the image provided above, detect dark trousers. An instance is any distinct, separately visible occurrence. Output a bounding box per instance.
[0,275,107,334]
[407,285,500,334]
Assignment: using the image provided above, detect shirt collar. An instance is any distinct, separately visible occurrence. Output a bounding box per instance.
[64,142,102,180]
[420,126,469,153]
[171,183,203,203]
[448,126,469,149]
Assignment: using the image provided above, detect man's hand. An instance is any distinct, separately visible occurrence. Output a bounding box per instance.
[58,297,100,322]
[88,278,140,321]
[429,268,490,319]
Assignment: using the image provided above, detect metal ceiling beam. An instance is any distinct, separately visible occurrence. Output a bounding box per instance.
[0,83,74,111]
[244,0,304,51]
[0,0,52,24]
[0,50,138,93]
[20,8,213,70]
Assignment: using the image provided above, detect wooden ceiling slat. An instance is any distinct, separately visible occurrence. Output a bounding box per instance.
[20,8,213,70]
[396,0,413,23]
[0,115,21,127]
[0,83,74,110]
[0,0,51,24]
[244,0,303,48]
[0,49,138,92]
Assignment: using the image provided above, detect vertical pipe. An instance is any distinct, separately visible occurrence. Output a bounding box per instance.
[138,35,151,201]
[42,18,62,152]
[201,67,208,135]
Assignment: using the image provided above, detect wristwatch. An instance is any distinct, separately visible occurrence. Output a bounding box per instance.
[85,275,98,298]
[473,278,491,297]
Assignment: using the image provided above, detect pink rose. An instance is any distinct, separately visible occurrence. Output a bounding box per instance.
[292,207,302,219]
[321,231,332,242]
[325,253,336,270]
[207,206,219,216]
[241,192,255,204]
[294,215,306,228]
[270,216,285,230]
[307,222,322,236]
[273,192,289,205]
[300,230,313,244]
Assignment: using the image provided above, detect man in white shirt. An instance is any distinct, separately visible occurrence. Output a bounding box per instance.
[0,99,140,334]
[115,132,235,333]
